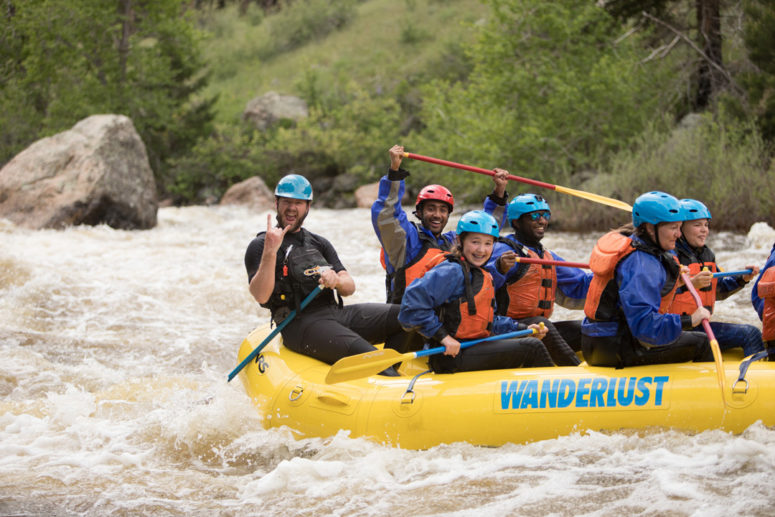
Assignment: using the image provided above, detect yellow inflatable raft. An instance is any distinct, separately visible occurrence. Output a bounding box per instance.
[236,325,775,449]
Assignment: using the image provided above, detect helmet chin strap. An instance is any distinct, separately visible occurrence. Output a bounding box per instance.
[648,223,663,250]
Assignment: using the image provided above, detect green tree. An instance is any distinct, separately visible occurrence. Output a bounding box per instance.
[742,0,775,141]
[603,0,726,110]
[409,0,672,203]
[0,0,215,196]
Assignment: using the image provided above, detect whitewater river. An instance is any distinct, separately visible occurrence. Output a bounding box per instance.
[2,205,775,516]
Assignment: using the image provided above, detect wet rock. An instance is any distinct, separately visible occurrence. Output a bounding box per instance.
[0,114,157,230]
[354,182,379,208]
[242,91,308,131]
[219,176,275,212]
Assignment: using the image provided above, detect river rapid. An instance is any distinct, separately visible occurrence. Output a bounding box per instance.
[2,205,775,516]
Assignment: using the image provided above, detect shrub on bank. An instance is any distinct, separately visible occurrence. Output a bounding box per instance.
[555,112,775,232]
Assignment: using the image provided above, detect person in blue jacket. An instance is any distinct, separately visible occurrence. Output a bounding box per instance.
[398,210,553,374]
[669,199,763,356]
[752,243,775,317]
[581,191,714,367]
[372,144,510,306]
[485,194,591,366]
[752,242,775,348]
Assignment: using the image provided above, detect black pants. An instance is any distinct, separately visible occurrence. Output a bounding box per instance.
[518,316,581,366]
[429,337,554,374]
[281,303,408,365]
[583,329,712,368]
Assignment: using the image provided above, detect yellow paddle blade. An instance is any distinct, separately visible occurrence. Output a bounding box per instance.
[554,185,632,212]
[325,348,409,384]
[709,339,727,401]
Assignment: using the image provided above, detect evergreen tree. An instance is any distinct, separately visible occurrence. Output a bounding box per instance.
[0,0,216,196]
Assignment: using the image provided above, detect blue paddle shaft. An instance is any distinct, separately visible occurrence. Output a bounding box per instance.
[413,328,535,359]
[228,285,323,382]
[712,269,752,278]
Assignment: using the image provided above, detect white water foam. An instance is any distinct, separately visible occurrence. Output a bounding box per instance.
[1,206,775,516]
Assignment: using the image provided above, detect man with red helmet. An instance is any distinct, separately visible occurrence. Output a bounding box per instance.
[372,144,509,308]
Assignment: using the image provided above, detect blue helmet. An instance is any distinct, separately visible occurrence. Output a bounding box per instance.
[507,193,550,223]
[275,174,313,201]
[632,191,683,227]
[680,198,712,221]
[456,210,500,238]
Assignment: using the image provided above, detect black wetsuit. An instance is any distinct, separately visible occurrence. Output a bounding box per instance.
[245,228,408,366]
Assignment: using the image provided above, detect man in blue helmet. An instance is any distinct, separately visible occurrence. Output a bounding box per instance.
[244,174,407,372]
[581,191,713,367]
[484,193,591,366]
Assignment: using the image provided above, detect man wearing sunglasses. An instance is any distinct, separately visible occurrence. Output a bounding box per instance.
[484,193,591,366]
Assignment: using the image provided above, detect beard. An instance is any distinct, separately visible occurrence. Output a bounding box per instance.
[276,204,309,232]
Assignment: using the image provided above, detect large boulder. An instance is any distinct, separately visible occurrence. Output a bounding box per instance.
[0,114,157,230]
[354,181,379,208]
[242,91,308,131]
[219,176,275,212]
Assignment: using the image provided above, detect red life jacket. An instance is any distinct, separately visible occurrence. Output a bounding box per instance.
[382,224,454,303]
[670,242,718,315]
[758,267,775,341]
[439,256,495,340]
[495,238,556,319]
[584,231,680,322]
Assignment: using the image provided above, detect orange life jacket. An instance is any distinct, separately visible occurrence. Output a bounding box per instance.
[584,231,680,322]
[382,226,454,303]
[439,256,495,340]
[670,243,718,315]
[495,239,557,319]
[758,267,775,341]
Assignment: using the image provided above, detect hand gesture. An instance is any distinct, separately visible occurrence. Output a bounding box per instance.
[389,144,404,171]
[440,335,461,357]
[498,251,517,274]
[264,214,290,254]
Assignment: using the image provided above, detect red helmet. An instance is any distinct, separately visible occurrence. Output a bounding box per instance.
[415,184,454,212]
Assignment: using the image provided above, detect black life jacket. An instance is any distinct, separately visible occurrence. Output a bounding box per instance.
[260,229,338,317]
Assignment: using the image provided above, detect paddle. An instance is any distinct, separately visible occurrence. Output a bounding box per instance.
[325,327,537,384]
[403,152,632,212]
[680,272,727,403]
[228,285,323,382]
[514,257,589,269]
[712,269,753,278]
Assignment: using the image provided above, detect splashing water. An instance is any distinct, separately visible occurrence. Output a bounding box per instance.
[2,206,774,516]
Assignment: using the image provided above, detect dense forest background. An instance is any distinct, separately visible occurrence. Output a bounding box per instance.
[1,0,774,230]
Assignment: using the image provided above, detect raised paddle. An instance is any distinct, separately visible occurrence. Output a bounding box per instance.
[325,327,538,384]
[680,272,727,403]
[712,269,753,278]
[403,152,632,212]
[228,285,323,382]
